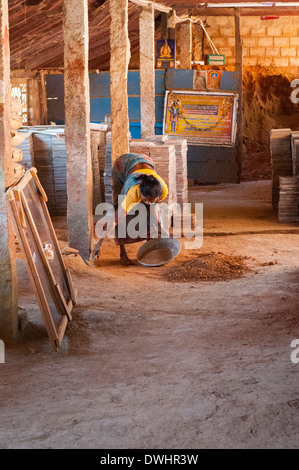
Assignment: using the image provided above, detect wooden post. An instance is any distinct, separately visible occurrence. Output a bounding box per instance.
[176,21,192,70]
[62,0,94,260]
[140,4,155,139]
[161,12,168,39]
[0,0,18,339]
[235,7,243,183]
[38,71,48,125]
[167,11,176,41]
[109,0,130,162]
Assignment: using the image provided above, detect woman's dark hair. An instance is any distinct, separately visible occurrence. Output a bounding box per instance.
[137,174,163,200]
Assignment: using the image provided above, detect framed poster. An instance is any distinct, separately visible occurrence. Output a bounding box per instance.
[156,39,175,69]
[163,90,238,146]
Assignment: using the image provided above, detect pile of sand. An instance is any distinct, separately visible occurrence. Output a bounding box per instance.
[164,252,250,283]
[242,65,299,181]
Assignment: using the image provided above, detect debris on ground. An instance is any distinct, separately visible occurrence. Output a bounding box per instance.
[163,252,250,283]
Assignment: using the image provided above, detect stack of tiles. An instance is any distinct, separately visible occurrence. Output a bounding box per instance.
[149,143,177,228]
[270,128,292,212]
[98,131,107,202]
[164,137,188,206]
[291,131,299,176]
[90,130,102,211]
[31,131,60,215]
[144,135,169,143]
[278,176,299,223]
[104,132,113,204]
[129,140,154,157]
[17,130,34,169]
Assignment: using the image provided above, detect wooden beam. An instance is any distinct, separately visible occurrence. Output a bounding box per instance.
[63,0,94,260]
[235,7,243,183]
[109,0,130,162]
[0,0,18,339]
[140,3,155,138]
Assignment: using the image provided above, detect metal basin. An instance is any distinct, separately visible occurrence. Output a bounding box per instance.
[137,237,181,267]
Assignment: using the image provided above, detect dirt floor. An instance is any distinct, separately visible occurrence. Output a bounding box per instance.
[1,180,299,449]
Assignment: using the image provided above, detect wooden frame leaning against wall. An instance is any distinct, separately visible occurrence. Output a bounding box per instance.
[6,168,77,351]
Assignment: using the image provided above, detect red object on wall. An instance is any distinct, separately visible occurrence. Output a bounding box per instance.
[261,16,280,20]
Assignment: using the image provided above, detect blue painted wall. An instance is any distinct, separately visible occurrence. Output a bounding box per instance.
[46,69,240,183]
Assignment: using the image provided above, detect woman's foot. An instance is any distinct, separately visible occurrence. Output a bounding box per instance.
[120,245,135,265]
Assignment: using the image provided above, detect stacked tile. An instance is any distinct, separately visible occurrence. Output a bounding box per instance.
[129,140,154,157]
[149,144,177,228]
[144,135,169,143]
[17,130,35,169]
[97,131,107,202]
[90,130,102,211]
[31,132,57,215]
[291,131,299,176]
[278,176,299,223]
[270,128,292,212]
[51,132,68,216]
[164,138,188,206]
[104,132,113,204]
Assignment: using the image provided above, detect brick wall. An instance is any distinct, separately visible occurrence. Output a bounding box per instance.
[201,16,299,73]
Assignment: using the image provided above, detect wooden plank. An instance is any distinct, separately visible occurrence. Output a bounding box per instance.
[19,189,71,320]
[30,167,48,201]
[6,192,59,350]
[235,7,243,183]
[26,173,76,311]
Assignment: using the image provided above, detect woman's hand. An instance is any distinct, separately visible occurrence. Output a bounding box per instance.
[91,243,101,261]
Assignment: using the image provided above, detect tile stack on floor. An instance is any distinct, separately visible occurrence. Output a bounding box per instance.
[31,129,66,215]
[17,129,35,170]
[165,137,188,206]
[90,130,103,211]
[104,132,113,205]
[149,143,177,228]
[291,131,299,176]
[129,140,154,157]
[278,130,299,223]
[270,128,292,213]
[278,176,299,223]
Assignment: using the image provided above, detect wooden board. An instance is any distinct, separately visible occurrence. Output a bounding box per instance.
[6,168,76,351]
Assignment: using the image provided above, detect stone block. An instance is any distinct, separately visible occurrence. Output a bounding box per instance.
[212,37,228,47]
[282,24,298,36]
[249,47,266,58]
[289,57,299,67]
[257,37,273,47]
[250,26,267,37]
[273,57,289,67]
[274,37,290,47]
[243,57,258,66]
[266,26,282,37]
[290,37,299,46]
[257,57,273,67]
[265,47,280,58]
[242,37,257,48]
[280,47,297,57]
[227,37,236,47]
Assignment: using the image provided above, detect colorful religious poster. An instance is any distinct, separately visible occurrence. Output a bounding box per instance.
[156,39,175,69]
[206,70,223,90]
[163,90,238,146]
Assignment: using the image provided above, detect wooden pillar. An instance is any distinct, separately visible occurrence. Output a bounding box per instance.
[0,0,18,339]
[235,7,243,183]
[176,21,192,69]
[38,71,47,125]
[63,0,94,260]
[139,4,155,139]
[109,0,130,162]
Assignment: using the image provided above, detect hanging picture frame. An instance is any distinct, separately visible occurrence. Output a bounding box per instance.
[163,89,238,146]
[6,168,76,351]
